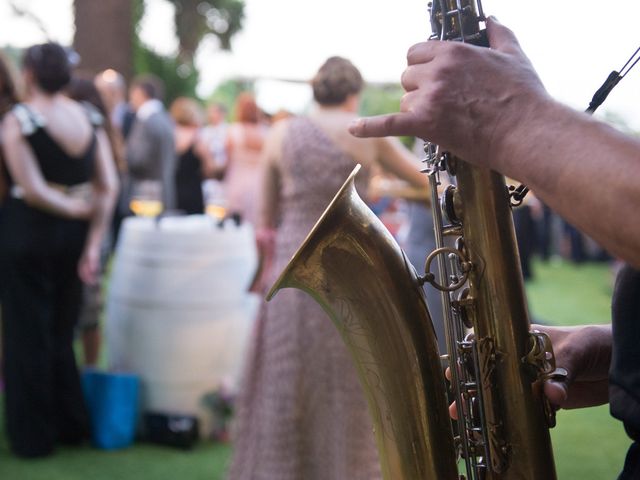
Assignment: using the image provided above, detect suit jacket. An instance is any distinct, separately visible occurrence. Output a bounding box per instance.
[125,107,176,211]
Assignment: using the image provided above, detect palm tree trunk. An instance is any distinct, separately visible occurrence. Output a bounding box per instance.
[73,0,134,81]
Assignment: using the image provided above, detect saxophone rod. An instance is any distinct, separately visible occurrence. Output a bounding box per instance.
[427,157,475,480]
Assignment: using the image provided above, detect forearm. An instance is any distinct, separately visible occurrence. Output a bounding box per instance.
[377,137,430,192]
[84,189,117,251]
[494,98,640,266]
[23,185,90,219]
[255,158,281,231]
[3,115,90,218]
[258,123,286,230]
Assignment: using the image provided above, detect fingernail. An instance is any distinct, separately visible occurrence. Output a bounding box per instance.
[348,118,363,135]
[487,15,499,23]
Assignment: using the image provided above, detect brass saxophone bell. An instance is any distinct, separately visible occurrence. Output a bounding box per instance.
[268,164,459,480]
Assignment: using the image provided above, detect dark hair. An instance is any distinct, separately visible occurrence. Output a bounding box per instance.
[67,73,108,116]
[66,73,126,173]
[0,52,19,117]
[311,56,364,106]
[22,42,72,94]
[131,74,165,101]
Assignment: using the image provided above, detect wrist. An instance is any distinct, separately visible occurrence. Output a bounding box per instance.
[486,91,578,185]
[257,225,276,239]
[71,199,93,220]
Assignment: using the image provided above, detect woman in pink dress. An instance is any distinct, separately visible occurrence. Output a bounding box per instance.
[223,92,267,227]
[228,57,429,480]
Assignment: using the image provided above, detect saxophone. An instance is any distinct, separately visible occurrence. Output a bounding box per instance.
[268,2,563,478]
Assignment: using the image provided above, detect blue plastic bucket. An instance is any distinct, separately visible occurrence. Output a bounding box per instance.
[82,369,140,449]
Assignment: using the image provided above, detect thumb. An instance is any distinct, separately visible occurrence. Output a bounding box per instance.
[543,379,569,409]
[486,16,523,55]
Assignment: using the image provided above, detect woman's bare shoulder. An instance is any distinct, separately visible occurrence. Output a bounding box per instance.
[1,110,23,142]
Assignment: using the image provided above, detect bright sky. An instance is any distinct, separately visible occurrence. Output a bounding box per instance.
[2,0,640,128]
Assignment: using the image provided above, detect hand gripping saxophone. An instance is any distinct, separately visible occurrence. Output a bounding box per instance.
[268,2,565,478]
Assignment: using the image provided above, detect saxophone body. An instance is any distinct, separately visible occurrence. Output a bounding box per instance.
[268,2,560,478]
[445,160,559,479]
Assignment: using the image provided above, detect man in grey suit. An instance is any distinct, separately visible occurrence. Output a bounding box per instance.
[125,74,176,213]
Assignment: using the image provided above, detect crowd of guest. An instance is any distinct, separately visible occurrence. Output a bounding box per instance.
[0,41,285,458]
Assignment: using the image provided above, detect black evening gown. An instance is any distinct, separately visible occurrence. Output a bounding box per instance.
[0,104,96,457]
[175,143,205,215]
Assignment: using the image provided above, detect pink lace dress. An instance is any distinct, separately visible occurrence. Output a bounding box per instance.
[228,117,381,480]
[224,123,266,226]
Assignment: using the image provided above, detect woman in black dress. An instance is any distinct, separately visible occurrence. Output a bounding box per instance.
[169,97,215,215]
[0,43,118,457]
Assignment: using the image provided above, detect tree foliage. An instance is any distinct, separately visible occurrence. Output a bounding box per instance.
[167,0,245,64]
[207,77,253,116]
[132,0,245,103]
[360,84,414,146]
[133,44,200,104]
[359,84,404,118]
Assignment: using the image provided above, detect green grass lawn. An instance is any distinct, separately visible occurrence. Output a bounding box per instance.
[527,259,616,327]
[0,259,630,479]
[0,423,231,480]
